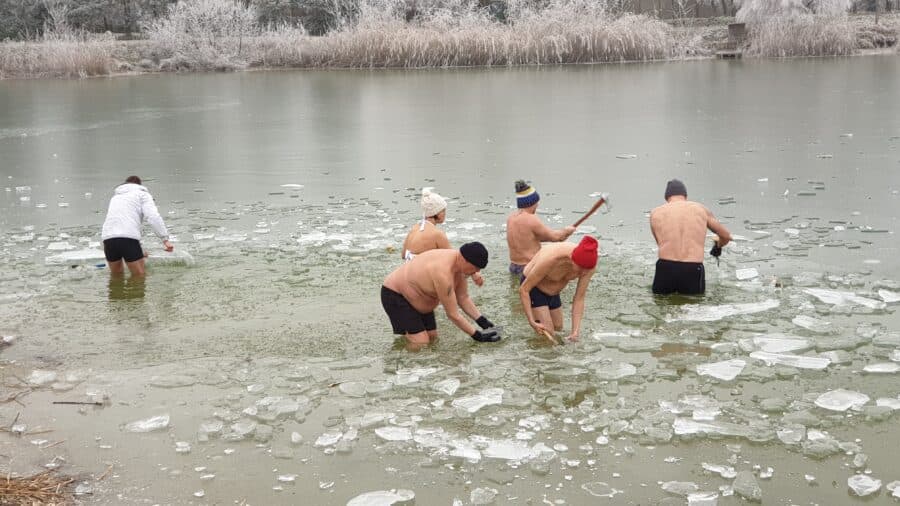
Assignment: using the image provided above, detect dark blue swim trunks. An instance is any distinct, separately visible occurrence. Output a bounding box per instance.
[520,275,562,310]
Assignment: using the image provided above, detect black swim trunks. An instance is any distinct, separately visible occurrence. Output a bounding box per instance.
[652,259,705,295]
[103,238,144,263]
[520,275,562,310]
[381,286,437,335]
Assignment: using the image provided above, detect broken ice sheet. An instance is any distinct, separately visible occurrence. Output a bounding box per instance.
[848,474,881,496]
[668,299,779,322]
[661,481,699,496]
[672,418,753,438]
[451,388,503,413]
[878,289,900,303]
[432,378,460,396]
[792,315,833,334]
[738,335,811,353]
[374,426,412,442]
[735,268,759,281]
[876,398,900,410]
[124,414,170,433]
[696,359,746,381]
[803,288,886,310]
[702,463,737,479]
[749,351,830,370]
[863,362,900,374]
[814,389,870,411]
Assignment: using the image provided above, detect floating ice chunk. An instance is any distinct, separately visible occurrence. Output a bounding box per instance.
[848,475,881,496]
[394,367,438,385]
[863,363,900,374]
[784,228,800,237]
[738,335,811,353]
[581,482,621,498]
[661,481,699,496]
[669,299,779,322]
[792,315,832,333]
[616,154,637,159]
[277,474,297,483]
[593,362,637,380]
[803,288,886,310]
[814,389,870,411]
[696,359,746,381]
[757,177,769,182]
[702,463,737,479]
[482,440,536,461]
[887,480,900,498]
[46,241,74,251]
[374,426,412,442]
[749,351,830,370]
[314,431,343,447]
[470,487,498,505]
[687,491,719,506]
[339,382,367,397]
[175,442,191,454]
[432,378,460,396]
[280,184,304,189]
[879,290,900,303]
[449,441,482,462]
[27,370,57,386]
[891,350,900,362]
[230,420,257,438]
[451,388,503,413]
[877,398,900,410]
[673,418,752,438]
[776,425,805,445]
[125,414,170,432]
[347,490,416,506]
[733,471,762,502]
[735,268,759,281]
[74,482,93,495]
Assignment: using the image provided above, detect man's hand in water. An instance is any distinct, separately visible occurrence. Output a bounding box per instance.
[565,333,580,343]
[471,272,484,287]
[530,320,550,335]
[163,239,174,252]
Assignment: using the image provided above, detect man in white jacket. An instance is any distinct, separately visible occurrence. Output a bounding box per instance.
[101,176,173,276]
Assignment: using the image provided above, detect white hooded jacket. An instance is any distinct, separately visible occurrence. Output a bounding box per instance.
[101,183,169,241]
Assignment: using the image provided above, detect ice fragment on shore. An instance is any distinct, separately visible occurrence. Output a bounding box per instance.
[668,299,779,322]
[451,388,503,413]
[280,184,304,189]
[776,425,805,445]
[432,378,460,396]
[696,359,745,381]
[277,474,297,483]
[814,389,869,411]
[848,474,881,496]
[749,351,830,370]
[863,363,900,374]
[125,414,170,432]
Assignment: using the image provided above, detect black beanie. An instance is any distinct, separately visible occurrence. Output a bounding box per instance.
[459,242,488,269]
[665,179,687,200]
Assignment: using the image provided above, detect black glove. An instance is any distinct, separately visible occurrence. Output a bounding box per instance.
[709,242,722,266]
[471,329,500,343]
[476,315,494,329]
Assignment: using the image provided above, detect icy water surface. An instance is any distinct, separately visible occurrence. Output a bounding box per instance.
[2,57,900,505]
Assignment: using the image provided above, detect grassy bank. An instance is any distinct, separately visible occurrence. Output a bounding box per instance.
[1,12,898,79]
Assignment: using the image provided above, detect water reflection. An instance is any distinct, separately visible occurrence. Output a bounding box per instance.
[107,275,146,301]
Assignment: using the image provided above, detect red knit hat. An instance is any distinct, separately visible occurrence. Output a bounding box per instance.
[571,236,598,269]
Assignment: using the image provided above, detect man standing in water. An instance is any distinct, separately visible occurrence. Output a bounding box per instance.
[101,176,173,277]
[649,179,731,295]
[382,242,499,347]
[519,235,598,342]
[507,180,576,276]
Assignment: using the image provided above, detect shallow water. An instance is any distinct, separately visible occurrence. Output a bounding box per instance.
[2,57,900,505]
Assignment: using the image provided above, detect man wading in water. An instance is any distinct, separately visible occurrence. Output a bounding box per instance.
[101,176,173,277]
[381,242,498,349]
[506,180,576,276]
[649,179,731,295]
[518,235,598,343]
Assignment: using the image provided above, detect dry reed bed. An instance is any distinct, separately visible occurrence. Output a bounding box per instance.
[747,15,858,56]
[0,36,113,79]
[0,471,73,505]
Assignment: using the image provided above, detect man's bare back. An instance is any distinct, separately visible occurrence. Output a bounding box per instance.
[650,199,731,263]
[522,242,582,296]
[384,249,462,314]
[401,221,450,260]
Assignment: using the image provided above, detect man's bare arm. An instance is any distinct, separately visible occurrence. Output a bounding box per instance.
[533,219,575,243]
[568,270,594,340]
[706,209,732,247]
[435,272,477,336]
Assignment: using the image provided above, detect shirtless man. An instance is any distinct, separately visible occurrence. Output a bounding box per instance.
[382,242,499,346]
[519,235,598,342]
[506,180,576,276]
[649,179,732,295]
[401,187,483,286]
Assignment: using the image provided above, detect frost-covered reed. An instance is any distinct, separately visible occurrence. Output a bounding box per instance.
[0,30,114,79]
[747,15,856,57]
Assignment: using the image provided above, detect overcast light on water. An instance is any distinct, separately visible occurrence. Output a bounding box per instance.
[2,56,900,504]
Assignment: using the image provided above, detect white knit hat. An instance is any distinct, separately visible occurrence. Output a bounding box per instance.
[421,188,447,218]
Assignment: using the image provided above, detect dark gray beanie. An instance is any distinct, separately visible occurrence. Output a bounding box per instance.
[665,179,687,200]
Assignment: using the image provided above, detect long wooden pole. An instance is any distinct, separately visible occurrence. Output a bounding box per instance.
[572,195,608,228]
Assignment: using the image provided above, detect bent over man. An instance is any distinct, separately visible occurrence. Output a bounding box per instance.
[519,235,598,342]
[649,179,732,295]
[382,242,498,347]
[101,176,173,277]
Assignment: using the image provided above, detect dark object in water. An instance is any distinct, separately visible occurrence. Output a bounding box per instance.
[710,242,722,266]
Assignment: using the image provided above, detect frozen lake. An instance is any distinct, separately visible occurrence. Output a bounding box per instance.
[2,56,900,504]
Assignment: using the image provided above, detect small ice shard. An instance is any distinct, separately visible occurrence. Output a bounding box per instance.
[784,228,800,237]
[696,359,746,381]
[27,370,57,386]
[879,289,900,303]
[803,288,886,310]
[738,335,811,353]
[616,154,637,159]
[451,388,503,413]
[374,426,412,442]
[291,432,303,444]
[669,299,779,322]
[46,241,74,251]
[175,442,191,454]
[593,362,637,380]
[814,389,870,411]
[432,378,460,396]
[735,268,759,281]
[757,177,769,182]
[339,382,367,397]
[581,482,620,498]
[876,398,900,410]
[673,418,752,438]
[792,315,832,334]
[482,440,535,461]
[848,474,881,496]
[759,467,774,479]
[776,425,805,445]
[688,492,719,506]
[280,184,304,189]
[661,481,699,496]
[887,480,900,498]
[347,490,416,506]
[277,474,297,483]
[749,351,830,370]
[863,363,900,374]
[702,463,737,479]
[733,471,762,502]
[470,487,498,505]
[314,431,342,447]
[74,482,93,495]
[125,414,170,432]
[230,420,257,439]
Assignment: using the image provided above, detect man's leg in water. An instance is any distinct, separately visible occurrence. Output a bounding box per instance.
[549,307,564,331]
[533,305,553,334]
[125,257,146,277]
[108,259,126,275]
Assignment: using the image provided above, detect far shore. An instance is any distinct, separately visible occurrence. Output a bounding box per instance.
[1,14,898,81]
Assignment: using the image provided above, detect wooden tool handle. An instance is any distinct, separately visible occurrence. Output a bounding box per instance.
[572,197,607,228]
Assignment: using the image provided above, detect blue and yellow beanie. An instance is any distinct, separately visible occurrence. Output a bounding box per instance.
[515,180,540,209]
